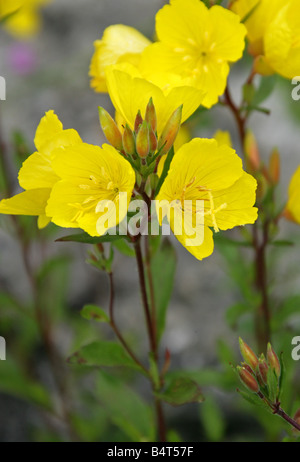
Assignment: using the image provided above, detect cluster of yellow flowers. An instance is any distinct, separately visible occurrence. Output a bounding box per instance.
[3,0,299,259]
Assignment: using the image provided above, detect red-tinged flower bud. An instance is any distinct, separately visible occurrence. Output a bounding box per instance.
[237,366,260,393]
[122,124,136,157]
[267,343,281,378]
[158,105,183,155]
[145,97,157,133]
[258,356,268,385]
[134,110,143,133]
[244,130,260,173]
[241,362,254,374]
[269,148,280,185]
[149,126,158,153]
[136,121,150,159]
[239,337,259,372]
[98,107,123,151]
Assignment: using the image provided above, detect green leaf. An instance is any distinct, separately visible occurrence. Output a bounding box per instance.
[237,389,273,413]
[272,295,300,330]
[97,370,155,441]
[80,305,109,323]
[243,83,255,105]
[253,75,277,106]
[267,368,279,403]
[270,240,294,247]
[278,353,286,401]
[56,232,129,244]
[68,341,143,372]
[0,358,51,409]
[113,239,135,257]
[155,146,175,195]
[200,396,225,442]
[148,238,177,340]
[156,377,204,406]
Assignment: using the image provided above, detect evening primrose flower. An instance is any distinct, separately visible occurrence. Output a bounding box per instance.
[157,138,258,260]
[0,0,50,38]
[140,0,246,108]
[105,63,205,136]
[46,143,136,236]
[0,111,82,228]
[89,25,151,92]
[231,0,300,79]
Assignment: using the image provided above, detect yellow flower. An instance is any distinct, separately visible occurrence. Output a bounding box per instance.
[231,0,300,79]
[213,130,232,148]
[156,138,258,260]
[105,63,205,136]
[0,0,50,38]
[46,143,136,237]
[0,111,82,228]
[89,25,151,93]
[140,0,246,108]
[285,166,300,223]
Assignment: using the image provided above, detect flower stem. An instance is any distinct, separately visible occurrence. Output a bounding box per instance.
[108,271,148,375]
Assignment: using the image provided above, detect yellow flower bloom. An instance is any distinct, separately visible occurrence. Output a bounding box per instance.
[105,63,205,136]
[0,111,82,228]
[156,138,258,260]
[89,25,151,93]
[140,0,247,108]
[213,130,232,148]
[285,166,300,223]
[231,0,300,79]
[0,0,50,38]
[46,143,136,237]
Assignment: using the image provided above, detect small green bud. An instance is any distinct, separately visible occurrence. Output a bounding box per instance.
[239,337,259,372]
[158,105,183,155]
[98,107,123,151]
[136,121,150,159]
[267,343,281,378]
[145,97,157,133]
[122,124,136,157]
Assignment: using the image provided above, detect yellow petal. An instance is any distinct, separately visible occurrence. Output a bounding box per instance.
[89,25,151,93]
[34,110,63,152]
[0,188,51,216]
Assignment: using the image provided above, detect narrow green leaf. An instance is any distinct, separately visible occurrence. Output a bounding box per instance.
[56,232,129,244]
[113,239,135,257]
[237,389,273,413]
[267,368,279,403]
[200,396,225,442]
[80,305,109,323]
[270,240,294,247]
[278,352,286,400]
[155,146,175,196]
[97,370,155,441]
[156,377,204,406]
[148,238,177,340]
[68,341,143,372]
[253,74,277,106]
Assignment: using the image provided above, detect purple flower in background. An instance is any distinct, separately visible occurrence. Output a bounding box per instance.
[8,42,37,75]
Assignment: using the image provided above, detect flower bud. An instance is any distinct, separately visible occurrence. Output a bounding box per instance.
[244,130,260,173]
[241,362,254,375]
[145,97,157,133]
[239,337,259,372]
[158,105,183,155]
[258,354,268,385]
[98,107,123,151]
[134,110,143,133]
[269,148,280,185]
[149,126,158,153]
[136,121,150,159]
[237,366,260,393]
[267,343,281,378]
[122,124,136,157]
